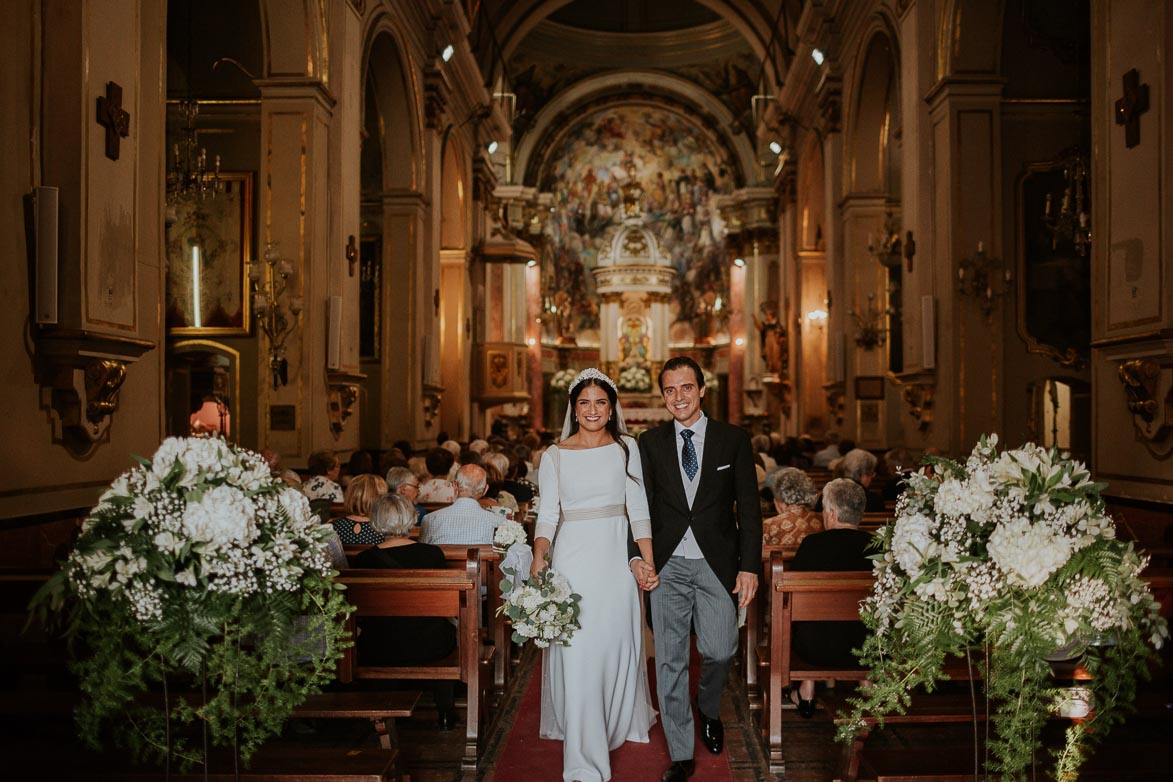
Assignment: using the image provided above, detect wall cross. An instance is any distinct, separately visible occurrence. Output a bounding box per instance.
[1114,68,1149,149]
[96,81,131,161]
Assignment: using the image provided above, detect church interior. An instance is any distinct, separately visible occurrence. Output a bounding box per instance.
[1,0,1171,780]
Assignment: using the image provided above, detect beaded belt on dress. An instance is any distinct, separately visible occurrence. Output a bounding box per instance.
[559,504,627,522]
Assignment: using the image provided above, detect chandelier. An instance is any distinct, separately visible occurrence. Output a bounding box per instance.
[166,99,223,207]
[1042,151,1090,256]
[250,242,303,389]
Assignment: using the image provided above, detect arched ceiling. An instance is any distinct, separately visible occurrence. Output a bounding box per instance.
[470,0,799,174]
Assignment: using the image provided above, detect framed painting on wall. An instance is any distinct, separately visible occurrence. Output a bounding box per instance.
[165,173,253,335]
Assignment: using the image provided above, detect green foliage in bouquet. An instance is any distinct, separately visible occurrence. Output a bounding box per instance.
[838,434,1168,781]
[31,437,352,768]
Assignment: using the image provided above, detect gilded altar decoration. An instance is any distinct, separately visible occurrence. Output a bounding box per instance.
[537,104,736,343]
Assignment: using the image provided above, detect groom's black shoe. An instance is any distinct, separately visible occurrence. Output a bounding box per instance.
[661,759,696,782]
[699,712,724,754]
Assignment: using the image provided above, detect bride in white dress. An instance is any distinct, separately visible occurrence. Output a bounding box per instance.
[531,368,660,782]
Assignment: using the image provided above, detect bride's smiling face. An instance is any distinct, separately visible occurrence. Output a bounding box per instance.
[574,384,612,433]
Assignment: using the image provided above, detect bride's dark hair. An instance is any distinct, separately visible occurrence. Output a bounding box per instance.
[567,377,639,483]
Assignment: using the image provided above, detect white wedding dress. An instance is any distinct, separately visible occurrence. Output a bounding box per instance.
[535,438,658,782]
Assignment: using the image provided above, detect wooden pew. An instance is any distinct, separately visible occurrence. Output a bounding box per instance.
[761,554,874,775]
[743,546,796,713]
[859,512,894,532]
[336,551,489,773]
[436,545,511,703]
[342,542,512,703]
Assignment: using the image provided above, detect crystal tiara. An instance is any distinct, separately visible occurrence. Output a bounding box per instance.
[569,367,618,393]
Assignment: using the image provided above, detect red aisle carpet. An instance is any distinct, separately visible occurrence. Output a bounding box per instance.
[492,654,735,782]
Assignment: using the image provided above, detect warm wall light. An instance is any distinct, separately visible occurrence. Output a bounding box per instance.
[768,140,783,155]
[734,337,745,346]
[526,259,536,267]
[487,140,499,154]
[441,44,454,62]
[527,337,536,346]
[811,48,825,66]
[733,257,746,267]
[805,308,828,326]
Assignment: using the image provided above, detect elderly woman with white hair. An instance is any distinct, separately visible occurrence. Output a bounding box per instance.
[352,493,458,729]
[762,468,823,547]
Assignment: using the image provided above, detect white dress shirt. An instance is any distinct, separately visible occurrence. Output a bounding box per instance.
[672,414,707,559]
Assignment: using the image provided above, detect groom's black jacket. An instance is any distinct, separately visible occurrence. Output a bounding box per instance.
[630,418,763,597]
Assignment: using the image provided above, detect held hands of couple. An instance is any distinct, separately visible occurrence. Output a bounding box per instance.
[629,558,659,591]
[732,570,758,608]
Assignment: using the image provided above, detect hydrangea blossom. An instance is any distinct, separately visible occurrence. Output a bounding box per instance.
[64,436,336,618]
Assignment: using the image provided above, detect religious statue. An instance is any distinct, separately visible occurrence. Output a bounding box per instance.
[753,301,788,377]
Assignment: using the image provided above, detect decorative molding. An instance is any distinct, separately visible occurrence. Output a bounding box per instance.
[422,384,444,430]
[900,383,936,432]
[326,370,366,437]
[1117,358,1171,444]
[35,331,154,455]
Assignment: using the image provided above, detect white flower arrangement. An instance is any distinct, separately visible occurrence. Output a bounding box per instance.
[843,434,1169,780]
[34,436,350,766]
[617,365,652,392]
[69,437,335,616]
[493,519,528,551]
[549,368,578,392]
[498,567,581,649]
[702,368,719,390]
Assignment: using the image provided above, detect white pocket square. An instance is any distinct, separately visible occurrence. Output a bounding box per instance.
[716,464,732,471]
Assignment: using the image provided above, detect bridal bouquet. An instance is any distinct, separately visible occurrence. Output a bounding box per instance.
[498,567,582,649]
[840,434,1168,780]
[32,436,351,766]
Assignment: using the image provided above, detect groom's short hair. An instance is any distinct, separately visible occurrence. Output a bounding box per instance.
[659,356,705,391]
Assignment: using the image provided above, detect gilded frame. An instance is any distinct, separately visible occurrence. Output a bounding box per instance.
[165,173,253,336]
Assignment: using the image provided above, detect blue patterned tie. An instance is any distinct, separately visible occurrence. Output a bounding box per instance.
[681,429,698,481]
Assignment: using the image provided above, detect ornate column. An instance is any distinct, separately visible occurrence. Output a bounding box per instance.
[925,76,1004,454]
[717,188,781,429]
[472,184,535,429]
[33,0,162,459]
[819,72,849,437]
[256,78,336,457]
[1089,0,1173,497]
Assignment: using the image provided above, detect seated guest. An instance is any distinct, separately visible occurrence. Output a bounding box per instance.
[502,451,536,503]
[811,431,841,468]
[351,493,458,729]
[343,450,374,489]
[790,479,873,717]
[418,447,457,503]
[330,474,387,545]
[763,468,824,547]
[842,448,886,512]
[420,465,501,545]
[481,453,517,508]
[752,434,777,473]
[302,450,344,503]
[385,465,425,522]
[880,447,918,504]
[407,454,429,483]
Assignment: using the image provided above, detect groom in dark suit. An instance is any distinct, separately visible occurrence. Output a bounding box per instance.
[631,356,762,782]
